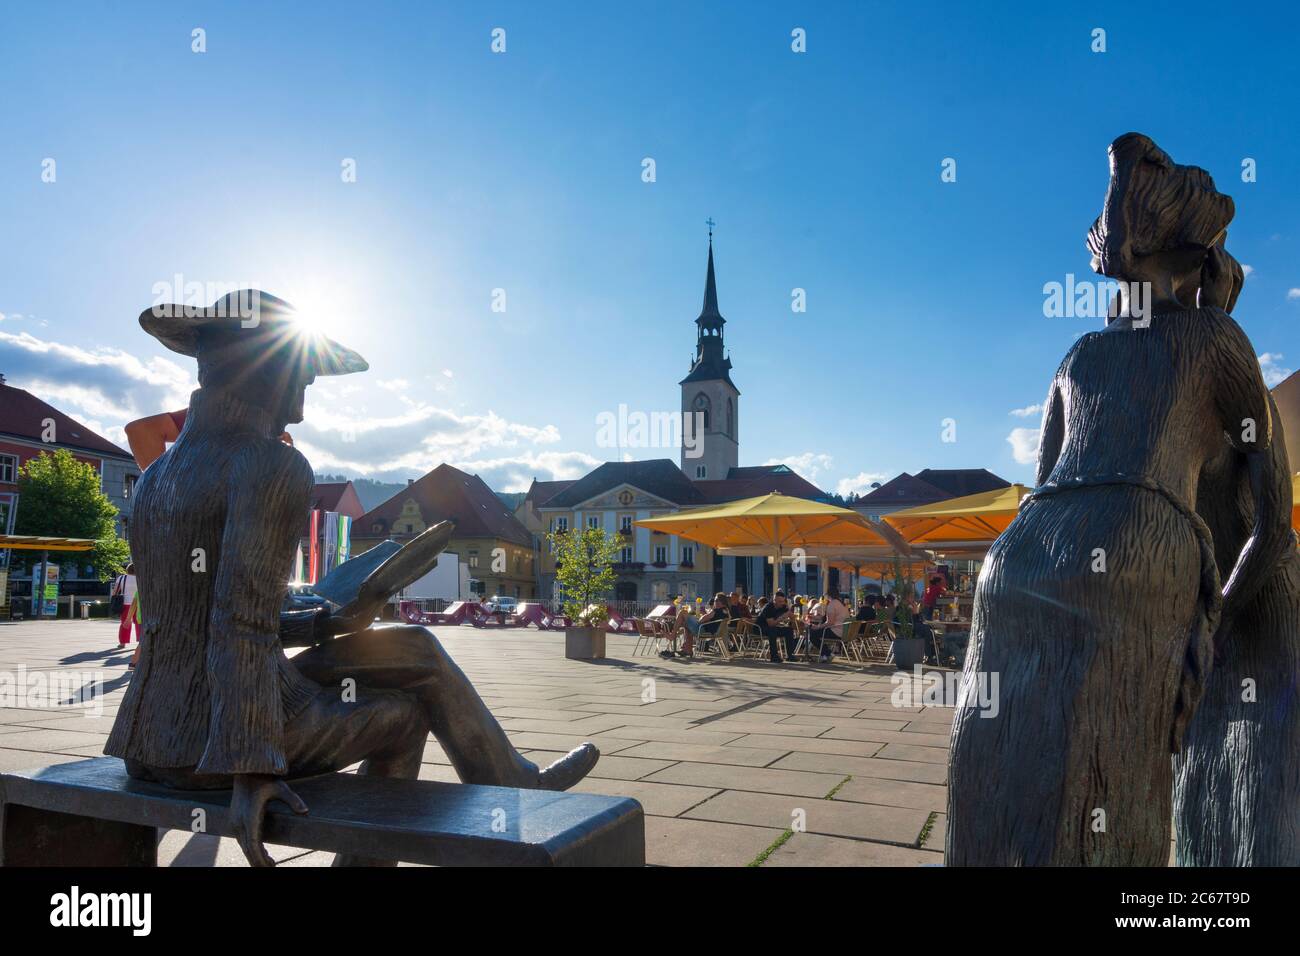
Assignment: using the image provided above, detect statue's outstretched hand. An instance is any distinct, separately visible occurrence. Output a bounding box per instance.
[230,774,309,867]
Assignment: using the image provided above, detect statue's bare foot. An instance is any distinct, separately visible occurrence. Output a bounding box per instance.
[536,743,600,791]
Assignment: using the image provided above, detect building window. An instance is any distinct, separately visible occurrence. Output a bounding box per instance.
[621,547,633,563]
[693,392,711,431]
[468,550,479,568]
[695,465,706,478]
[652,580,669,601]
[681,545,694,566]
[0,454,15,484]
[123,473,138,499]
[654,545,667,564]
[620,515,632,532]
[555,517,568,532]
[680,581,699,601]
[587,515,601,530]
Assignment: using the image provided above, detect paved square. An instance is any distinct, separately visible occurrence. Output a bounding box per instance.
[0,620,954,866]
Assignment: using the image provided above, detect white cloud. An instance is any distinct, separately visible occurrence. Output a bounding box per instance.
[764,452,834,480]
[1242,264,1255,278]
[445,451,603,493]
[1009,403,1043,418]
[1007,427,1041,465]
[0,329,197,443]
[0,327,594,492]
[835,471,889,497]
[1287,289,1300,301]
[1259,353,1294,387]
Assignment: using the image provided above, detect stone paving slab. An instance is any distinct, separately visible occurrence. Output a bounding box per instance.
[730,733,887,758]
[764,832,944,867]
[685,789,930,845]
[642,760,847,798]
[771,751,948,785]
[613,740,793,767]
[644,816,784,867]
[568,778,721,817]
[832,776,949,813]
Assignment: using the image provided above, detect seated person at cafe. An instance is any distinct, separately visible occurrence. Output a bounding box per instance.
[695,592,733,651]
[808,590,849,663]
[728,589,751,620]
[669,600,700,658]
[756,590,798,663]
[855,595,879,622]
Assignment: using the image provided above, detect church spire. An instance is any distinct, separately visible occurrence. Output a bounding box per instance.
[696,219,725,330]
[682,221,736,391]
[699,238,722,321]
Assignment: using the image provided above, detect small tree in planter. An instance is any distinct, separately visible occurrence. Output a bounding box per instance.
[887,556,927,668]
[548,526,620,659]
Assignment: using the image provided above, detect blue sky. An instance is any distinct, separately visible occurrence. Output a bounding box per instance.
[2,1,1298,494]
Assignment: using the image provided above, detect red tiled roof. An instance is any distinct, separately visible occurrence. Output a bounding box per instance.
[358,463,533,547]
[0,382,131,459]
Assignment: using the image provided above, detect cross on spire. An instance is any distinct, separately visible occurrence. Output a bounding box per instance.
[705,217,716,242]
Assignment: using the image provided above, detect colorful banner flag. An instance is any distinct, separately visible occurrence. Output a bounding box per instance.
[323,511,339,576]
[337,514,352,565]
[308,510,320,585]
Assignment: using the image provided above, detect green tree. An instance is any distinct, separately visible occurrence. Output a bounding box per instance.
[547,526,620,623]
[14,449,131,581]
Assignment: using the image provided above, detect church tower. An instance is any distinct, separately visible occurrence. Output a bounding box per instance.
[680,226,739,480]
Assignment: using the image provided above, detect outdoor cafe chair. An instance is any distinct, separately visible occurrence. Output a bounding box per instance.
[633,617,671,657]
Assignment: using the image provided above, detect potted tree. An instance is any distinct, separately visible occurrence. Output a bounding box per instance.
[547,525,619,660]
[887,557,927,669]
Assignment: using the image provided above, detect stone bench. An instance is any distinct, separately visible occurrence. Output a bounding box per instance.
[0,757,645,867]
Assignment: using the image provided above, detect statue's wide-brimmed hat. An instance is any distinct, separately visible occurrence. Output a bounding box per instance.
[139,290,368,376]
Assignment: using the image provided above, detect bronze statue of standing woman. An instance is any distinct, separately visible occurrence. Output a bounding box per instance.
[947,134,1276,865]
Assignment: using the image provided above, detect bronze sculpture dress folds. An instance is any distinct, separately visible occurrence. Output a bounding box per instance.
[947,133,1284,866]
[105,293,599,866]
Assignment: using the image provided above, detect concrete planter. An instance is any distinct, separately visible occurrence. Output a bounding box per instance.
[892,637,927,669]
[565,626,607,660]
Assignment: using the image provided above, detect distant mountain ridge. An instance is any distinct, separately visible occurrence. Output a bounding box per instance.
[315,474,409,513]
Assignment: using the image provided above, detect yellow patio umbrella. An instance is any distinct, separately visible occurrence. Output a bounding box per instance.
[636,493,898,594]
[884,483,1031,548]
